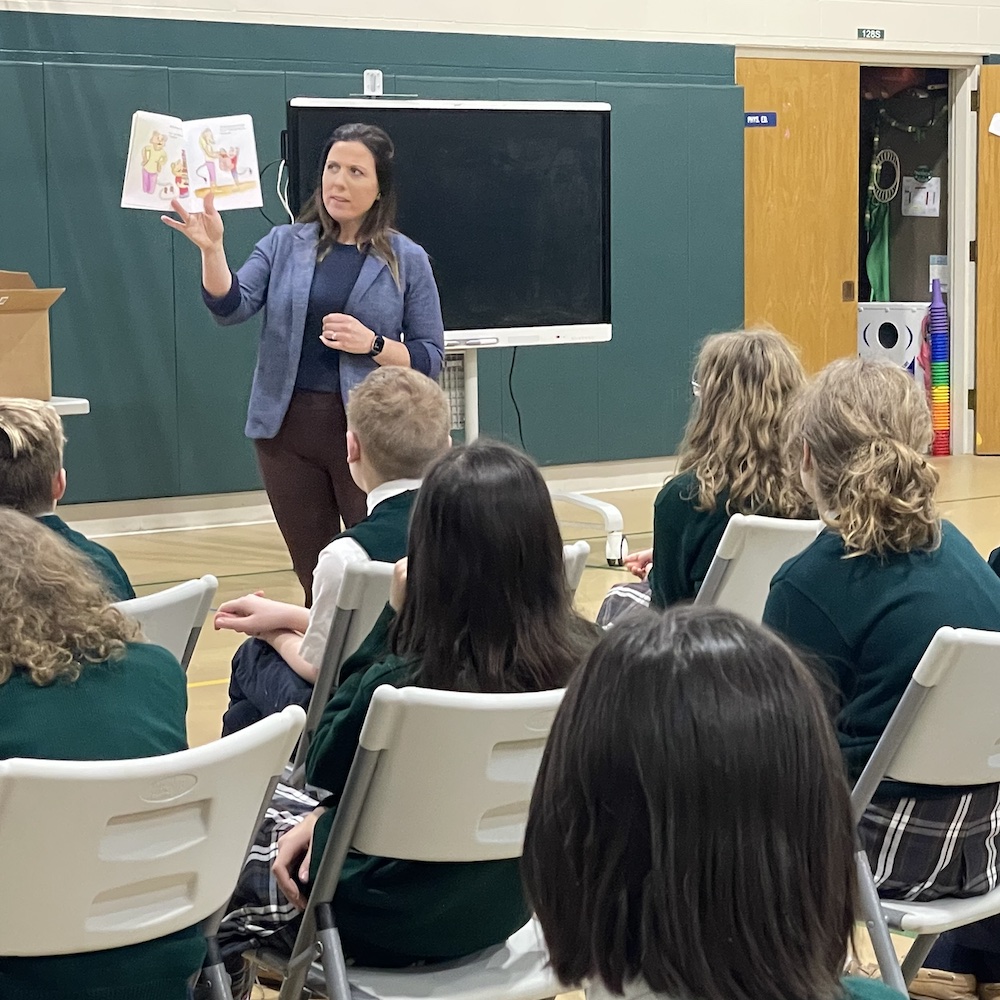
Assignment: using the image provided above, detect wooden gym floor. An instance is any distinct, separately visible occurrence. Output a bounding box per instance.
[88,453,1000,750]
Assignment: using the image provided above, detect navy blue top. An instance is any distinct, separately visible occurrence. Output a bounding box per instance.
[201,237,437,395]
[295,243,366,392]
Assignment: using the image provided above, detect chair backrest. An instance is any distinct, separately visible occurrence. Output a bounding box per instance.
[693,514,823,622]
[289,560,395,782]
[114,574,218,670]
[0,705,305,957]
[562,539,590,596]
[851,627,1000,815]
[346,685,563,863]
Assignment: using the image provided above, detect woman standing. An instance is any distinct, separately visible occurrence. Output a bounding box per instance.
[164,124,445,603]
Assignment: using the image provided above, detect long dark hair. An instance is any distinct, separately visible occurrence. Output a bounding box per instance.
[391,439,598,693]
[522,606,857,1000]
[297,123,399,279]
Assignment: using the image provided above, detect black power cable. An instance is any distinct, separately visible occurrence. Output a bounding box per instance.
[507,347,526,450]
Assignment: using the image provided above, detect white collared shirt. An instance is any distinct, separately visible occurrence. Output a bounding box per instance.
[297,478,421,670]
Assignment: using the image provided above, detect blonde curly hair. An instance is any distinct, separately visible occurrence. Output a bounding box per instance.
[678,328,812,518]
[789,358,940,557]
[0,508,141,686]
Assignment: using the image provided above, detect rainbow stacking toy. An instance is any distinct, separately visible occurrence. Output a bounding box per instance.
[928,278,950,456]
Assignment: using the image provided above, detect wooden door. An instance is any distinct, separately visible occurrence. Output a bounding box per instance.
[976,65,1000,453]
[736,59,860,373]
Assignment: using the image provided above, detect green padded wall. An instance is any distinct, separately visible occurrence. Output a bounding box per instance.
[0,11,744,502]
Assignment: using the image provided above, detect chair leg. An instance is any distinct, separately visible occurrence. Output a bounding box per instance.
[202,938,235,1000]
[316,902,353,1000]
[855,848,908,995]
[279,941,319,1000]
[901,933,940,987]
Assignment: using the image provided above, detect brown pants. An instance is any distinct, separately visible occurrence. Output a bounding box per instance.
[255,390,367,605]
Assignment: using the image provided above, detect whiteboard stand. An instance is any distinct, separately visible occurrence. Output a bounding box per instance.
[442,339,626,566]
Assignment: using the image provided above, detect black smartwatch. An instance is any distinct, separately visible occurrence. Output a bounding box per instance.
[369,334,385,358]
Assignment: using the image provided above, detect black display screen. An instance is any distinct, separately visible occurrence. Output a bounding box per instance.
[286,103,611,331]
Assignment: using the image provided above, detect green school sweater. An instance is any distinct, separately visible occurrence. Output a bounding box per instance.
[337,489,416,562]
[763,522,1000,799]
[592,975,903,1000]
[648,471,733,609]
[0,643,206,1000]
[37,513,137,602]
[304,655,530,967]
[844,977,907,1000]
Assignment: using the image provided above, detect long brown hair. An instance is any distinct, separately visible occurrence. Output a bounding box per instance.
[678,328,812,517]
[790,357,941,557]
[297,123,399,280]
[390,440,598,693]
[522,606,857,1000]
[0,508,141,686]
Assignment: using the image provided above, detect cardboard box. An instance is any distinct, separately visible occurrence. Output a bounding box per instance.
[0,271,65,400]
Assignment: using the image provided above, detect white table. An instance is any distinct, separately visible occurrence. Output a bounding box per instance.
[49,396,91,416]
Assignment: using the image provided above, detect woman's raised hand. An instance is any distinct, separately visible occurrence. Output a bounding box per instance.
[161,191,224,251]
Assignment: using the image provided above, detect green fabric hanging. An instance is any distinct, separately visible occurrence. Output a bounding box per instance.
[866,195,890,302]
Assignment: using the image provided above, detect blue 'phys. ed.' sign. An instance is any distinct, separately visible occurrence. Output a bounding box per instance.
[745,112,778,128]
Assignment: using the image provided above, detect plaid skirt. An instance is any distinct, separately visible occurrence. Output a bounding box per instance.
[860,785,1000,901]
[216,782,318,962]
[597,580,652,627]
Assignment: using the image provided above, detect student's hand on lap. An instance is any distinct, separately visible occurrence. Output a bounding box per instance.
[273,809,323,911]
[389,558,408,611]
[320,313,376,355]
[213,591,285,634]
[624,548,653,580]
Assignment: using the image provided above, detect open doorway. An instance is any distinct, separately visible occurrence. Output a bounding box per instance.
[859,67,950,303]
[858,67,951,452]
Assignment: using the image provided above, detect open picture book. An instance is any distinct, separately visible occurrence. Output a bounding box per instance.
[121,111,263,212]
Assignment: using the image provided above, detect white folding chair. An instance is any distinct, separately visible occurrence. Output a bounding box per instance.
[288,544,591,791]
[693,514,823,622]
[260,685,566,1000]
[0,705,306,1000]
[114,574,218,671]
[287,561,395,788]
[562,539,591,596]
[851,627,1000,994]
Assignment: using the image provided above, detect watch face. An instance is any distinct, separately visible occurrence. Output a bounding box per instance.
[372,335,385,355]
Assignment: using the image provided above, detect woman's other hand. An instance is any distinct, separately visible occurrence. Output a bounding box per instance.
[321,313,376,355]
[161,191,224,251]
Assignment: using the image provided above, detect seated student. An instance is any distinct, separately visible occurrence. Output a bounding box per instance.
[0,509,203,1000]
[207,440,599,993]
[0,397,135,601]
[214,368,451,735]
[598,328,811,625]
[521,606,902,1000]
[762,359,1000,998]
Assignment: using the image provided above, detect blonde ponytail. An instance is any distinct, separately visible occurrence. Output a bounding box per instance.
[792,359,941,558]
[829,438,941,556]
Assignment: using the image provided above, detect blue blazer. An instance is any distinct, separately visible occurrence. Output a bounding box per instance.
[211,222,445,439]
